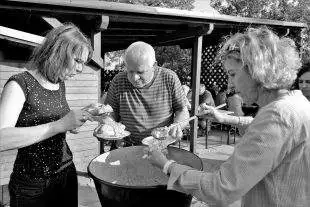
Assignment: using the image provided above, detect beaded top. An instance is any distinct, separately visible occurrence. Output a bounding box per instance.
[6,71,72,180]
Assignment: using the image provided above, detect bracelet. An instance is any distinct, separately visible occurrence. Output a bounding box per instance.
[163,160,176,175]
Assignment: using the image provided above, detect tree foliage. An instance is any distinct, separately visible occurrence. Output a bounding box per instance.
[211,0,307,21]
[210,0,310,63]
[102,0,194,83]
[155,46,192,84]
[101,0,194,10]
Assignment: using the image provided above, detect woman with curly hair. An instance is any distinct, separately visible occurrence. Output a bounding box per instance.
[147,27,310,207]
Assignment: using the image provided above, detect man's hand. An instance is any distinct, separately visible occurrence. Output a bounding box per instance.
[144,147,169,170]
[168,124,183,141]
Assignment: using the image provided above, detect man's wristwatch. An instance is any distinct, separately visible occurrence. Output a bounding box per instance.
[163,160,176,175]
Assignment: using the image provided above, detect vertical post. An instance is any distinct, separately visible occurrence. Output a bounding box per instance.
[190,35,203,153]
[90,30,104,70]
[100,141,105,154]
[98,46,103,155]
[93,31,102,103]
[0,185,3,206]
[91,30,104,154]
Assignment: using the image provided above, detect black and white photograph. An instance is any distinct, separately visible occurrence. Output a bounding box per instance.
[0,0,310,206]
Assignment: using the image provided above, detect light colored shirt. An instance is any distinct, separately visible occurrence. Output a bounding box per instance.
[167,90,310,207]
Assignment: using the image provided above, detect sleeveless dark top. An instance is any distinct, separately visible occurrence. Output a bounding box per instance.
[6,71,72,180]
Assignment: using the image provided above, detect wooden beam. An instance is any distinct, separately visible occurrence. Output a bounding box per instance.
[189,35,203,153]
[42,16,104,70]
[42,17,63,28]
[107,27,176,32]
[155,24,213,45]
[97,15,109,30]
[0,0,306,29]
[0,26,44,47]
[102,34,157,37]
[90,31,104,71]
[91,15,108,70]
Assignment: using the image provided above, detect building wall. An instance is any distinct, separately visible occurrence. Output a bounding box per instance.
[0,62,100,186]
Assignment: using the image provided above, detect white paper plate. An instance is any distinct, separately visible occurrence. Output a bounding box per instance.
[142,136,177,147]
[94,130,130,141]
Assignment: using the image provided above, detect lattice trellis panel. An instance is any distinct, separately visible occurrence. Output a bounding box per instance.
[200,45,228,92]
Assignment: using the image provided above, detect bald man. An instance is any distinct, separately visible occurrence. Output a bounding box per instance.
[104,41,190,146]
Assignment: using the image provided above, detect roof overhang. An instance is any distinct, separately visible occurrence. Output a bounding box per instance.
[0,25,44,46]
[1,0,307,151]
[0,0,307,51]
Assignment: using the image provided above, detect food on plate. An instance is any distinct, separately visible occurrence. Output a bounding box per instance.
[83,103,113,116]
[149,138,166,152]
[96,122,126,137]
[142,136,176,152]
[149,138,168,152]
[151,126,169,140]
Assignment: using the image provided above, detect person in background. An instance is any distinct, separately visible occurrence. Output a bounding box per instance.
[182,84,191,110]
[187,83,215,106]
[297,63,310,101]
[0,24,93,207]
[215,87,227,107]
[198,84,215,131]
[211,82,220,98]
[147,27,310,207]
[181,84,191,140]
[104,41,189,146]
[198,83,215,107]
[187,83,215,132]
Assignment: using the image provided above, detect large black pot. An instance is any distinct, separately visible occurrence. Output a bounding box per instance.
[88,146,203,207]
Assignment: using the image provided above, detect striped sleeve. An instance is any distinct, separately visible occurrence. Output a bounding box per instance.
[104,73,122,121]
[169,71,187,112]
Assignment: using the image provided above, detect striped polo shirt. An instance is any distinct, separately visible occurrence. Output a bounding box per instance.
[105,66,187,143]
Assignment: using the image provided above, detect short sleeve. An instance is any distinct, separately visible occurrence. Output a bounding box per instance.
[104,74,121,121]
[5,72,28,99]
[170,72,187,112]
